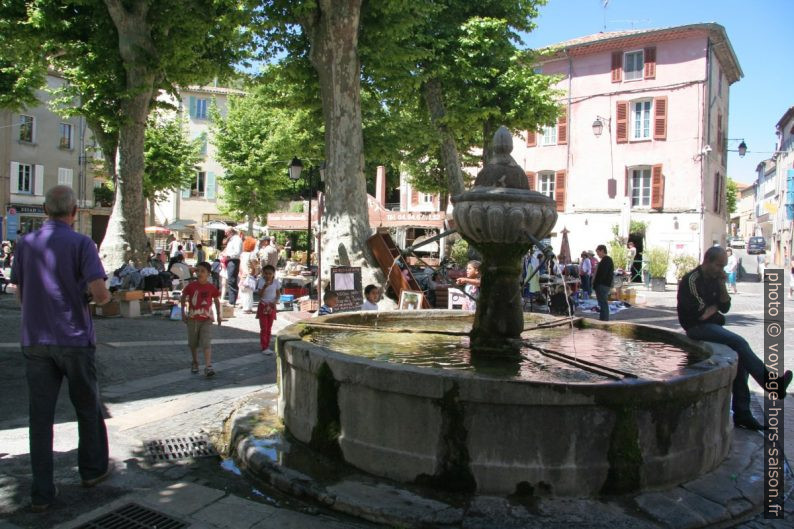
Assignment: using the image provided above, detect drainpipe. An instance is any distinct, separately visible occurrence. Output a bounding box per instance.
[700,39,713,258]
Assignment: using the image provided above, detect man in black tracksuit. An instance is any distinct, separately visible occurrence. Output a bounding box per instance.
[593,244,614,321]
[677,246,792,430]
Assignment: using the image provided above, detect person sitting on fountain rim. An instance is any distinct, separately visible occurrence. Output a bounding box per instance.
[676,246,792,431]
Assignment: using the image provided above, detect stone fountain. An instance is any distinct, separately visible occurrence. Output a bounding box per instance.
[257,128,738,501]
[452,126,557,349]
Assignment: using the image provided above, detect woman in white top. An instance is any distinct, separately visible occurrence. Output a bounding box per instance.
[724,248,738,294]
[238,237,259,313]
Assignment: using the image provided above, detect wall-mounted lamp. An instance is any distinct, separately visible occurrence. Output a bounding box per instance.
[673,216,679,230]
[592,115,611,138]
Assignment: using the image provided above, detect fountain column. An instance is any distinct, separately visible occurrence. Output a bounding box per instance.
[452,126,558,351]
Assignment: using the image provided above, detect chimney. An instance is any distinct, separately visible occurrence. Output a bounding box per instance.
[376,165,387,207]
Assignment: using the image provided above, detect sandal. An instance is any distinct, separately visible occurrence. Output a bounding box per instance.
[191,363,199,374]
[204,366,215,378]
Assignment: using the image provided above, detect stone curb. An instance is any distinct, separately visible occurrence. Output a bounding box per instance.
[228,389,782,528]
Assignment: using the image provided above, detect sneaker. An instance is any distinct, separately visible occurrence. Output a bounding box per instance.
[205,366,215,378]
[82,468,112,488]
[733,415,765,431]
[262,348,274,355]
[31,486,58,513]
[191,363,199,374]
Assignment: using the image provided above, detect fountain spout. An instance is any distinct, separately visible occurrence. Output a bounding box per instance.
[452,126,557,351]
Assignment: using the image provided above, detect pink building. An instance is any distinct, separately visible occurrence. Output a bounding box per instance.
[513,23,742,274]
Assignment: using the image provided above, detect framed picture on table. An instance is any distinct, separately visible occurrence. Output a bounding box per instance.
[399,290,424,310]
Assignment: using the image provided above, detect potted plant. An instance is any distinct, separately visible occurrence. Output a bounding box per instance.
[672,253,699,282]
[646,247,670,291]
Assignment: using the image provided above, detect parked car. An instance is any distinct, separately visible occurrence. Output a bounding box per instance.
[746,236,767,255]
[728,237,745,249]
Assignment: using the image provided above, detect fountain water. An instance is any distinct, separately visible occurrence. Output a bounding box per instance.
[270,128,738,497]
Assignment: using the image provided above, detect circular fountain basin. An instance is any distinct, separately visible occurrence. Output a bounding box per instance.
[276,311,737,496]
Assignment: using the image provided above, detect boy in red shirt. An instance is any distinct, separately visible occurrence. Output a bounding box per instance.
[181,262,222,377]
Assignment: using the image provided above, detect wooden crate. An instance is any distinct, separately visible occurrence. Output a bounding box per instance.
[114,290,144,301]
[95,300,120,317]
[300,299,319,312]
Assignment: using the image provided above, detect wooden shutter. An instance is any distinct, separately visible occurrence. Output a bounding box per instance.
[616,101,629,143]
[611,51,622,83]
[206,171,216,200]
[554,170,566,212]
[10,162,19,193]
[716,113,723,153]
[526,171,536,190]
[58,167,73,187]
[34,165,44,196]
[651,164,664,210]
[644,47,656,79]
[557,107,568,145]
[624,166,630,197]
[189,96,197,119]
[181,186,191,199]
[653,96,667,140]
[526,130,536,148]
[411,187,419,205]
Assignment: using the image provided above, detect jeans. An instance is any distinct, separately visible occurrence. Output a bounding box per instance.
[580,274,592,299]
[24,345,108,505]
[226,258,240,306]
[685,323,767,419]
[594,284,611,321]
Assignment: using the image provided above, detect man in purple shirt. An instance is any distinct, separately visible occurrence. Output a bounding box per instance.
[10,186,112,512]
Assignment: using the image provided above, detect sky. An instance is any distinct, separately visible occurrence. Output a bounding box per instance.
[520,0,793,184]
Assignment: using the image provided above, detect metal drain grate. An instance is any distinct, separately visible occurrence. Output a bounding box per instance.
[143,434,218,462]
[76,503,188,529]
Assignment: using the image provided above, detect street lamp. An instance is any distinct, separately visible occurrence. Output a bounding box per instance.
[288,157,313,271]
[592,116,610,138]
[726,139,747,158]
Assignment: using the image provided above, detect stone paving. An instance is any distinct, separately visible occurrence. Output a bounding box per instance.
[0,275,791,528]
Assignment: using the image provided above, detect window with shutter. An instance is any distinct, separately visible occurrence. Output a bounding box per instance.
[623,50,644,81]
[206,172,216,200]
[58,167,74,187]
[541,124,557,146]
[554,170,566,212]
[716,113,722,153]
[631,99,653,140]
[630,167,652,207]
[526,171,536,190]
[616,101,629,143]
[643,47,656,79]
[188,96,197,119]
[653,96,667,140]
[10,162,20,193]
[538,171,555,199]
[19,115,34,142]
[611,51,622,83]
[557,107,568,145]
[651,164,664,210]
[526,130,537,148]
[34,165,44,196]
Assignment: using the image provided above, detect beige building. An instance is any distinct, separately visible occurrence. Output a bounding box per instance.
[771,106,794,266]
[1,74,103,242]
[733,182,754,240]
[153,84,244,247]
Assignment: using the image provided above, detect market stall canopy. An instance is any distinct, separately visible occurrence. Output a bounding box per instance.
[266,194,446,231]
[144,226,171,234]
[202,220,230,231]
[165,219,197,231]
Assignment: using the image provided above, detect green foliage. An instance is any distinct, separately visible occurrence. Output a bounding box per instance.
[726,177,739,215]
[608,241,629,271]
[629,220,649,237]
[646,247,670,278]
[93,184,114,207]
[144,113,202,202]
[211,65,324,223]
[450,238,470,268]
[672,254,699,281]
[289,202,305,213]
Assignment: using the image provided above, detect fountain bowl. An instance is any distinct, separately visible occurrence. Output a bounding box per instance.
[276,310,736,497]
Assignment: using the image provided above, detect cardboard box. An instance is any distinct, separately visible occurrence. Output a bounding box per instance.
[95,300,120,317]
[114,290,144,301]
[300,299,319,312]
[221,304,236,318]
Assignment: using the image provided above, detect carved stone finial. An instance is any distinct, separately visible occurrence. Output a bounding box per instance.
[473,125,528,189]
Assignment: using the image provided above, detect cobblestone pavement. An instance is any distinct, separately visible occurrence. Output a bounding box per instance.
[0,273,791,528]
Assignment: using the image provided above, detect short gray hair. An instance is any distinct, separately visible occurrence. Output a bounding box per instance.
[703,246,726,263]
[45,185,77,218]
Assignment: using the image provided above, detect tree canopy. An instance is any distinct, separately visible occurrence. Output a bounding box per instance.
[143,113,203,203]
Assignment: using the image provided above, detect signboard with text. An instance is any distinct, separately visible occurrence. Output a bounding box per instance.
[330,266,363,312]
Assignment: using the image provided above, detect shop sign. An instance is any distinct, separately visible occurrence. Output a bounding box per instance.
[5,207,19,241]
[9,204,46,215]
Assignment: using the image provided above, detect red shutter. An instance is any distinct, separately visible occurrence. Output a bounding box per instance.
[526,130,536,148]
[616,101,629,143]
[644,47,656,79]
[555,170,566,212]
[625,166,630,197]
[557,107,568,145]
[611,51,622,83]
[526,171,536,191]
[653,96,667,140]
[651,164,664,210]
[716,113,723,153]
[411,188,419,205]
